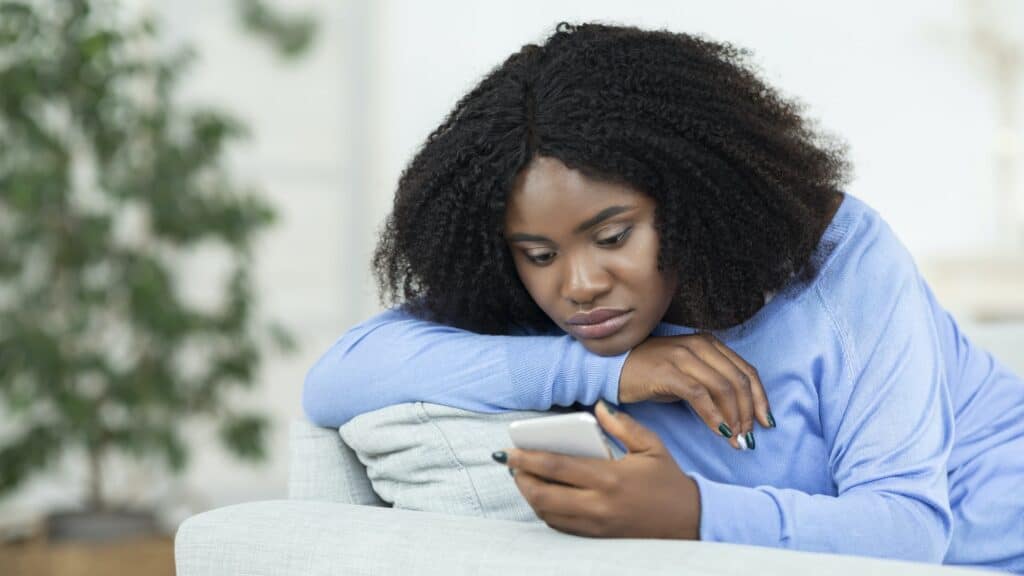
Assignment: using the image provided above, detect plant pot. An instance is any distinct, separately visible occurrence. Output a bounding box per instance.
[45,509,161,543]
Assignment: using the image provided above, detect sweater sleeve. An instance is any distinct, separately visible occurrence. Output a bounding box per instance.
[692,237,955,562]
[302,308,629,428]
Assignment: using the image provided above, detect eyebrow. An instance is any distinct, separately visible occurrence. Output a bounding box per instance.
[506,205,636,243]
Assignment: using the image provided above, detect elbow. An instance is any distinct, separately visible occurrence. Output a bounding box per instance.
[302,329,370,428]
[300,314,396,428]
[888,493,953,563]
[907,528,951,565]
[301,359,342,428]
[917,510,953,564]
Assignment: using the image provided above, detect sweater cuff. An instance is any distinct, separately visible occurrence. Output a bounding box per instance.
[506,336,629,409]
[589,348,629,406]
[691,473,782,547]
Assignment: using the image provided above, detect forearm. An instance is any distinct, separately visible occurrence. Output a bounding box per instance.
[692,475,952,562]
[302,309,628,427]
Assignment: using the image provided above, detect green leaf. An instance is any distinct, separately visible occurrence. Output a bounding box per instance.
[0,2,37,46]
[267,321,296,354]
[236,0,317,59]
[0,425,62,496]
[157,428,188,472]
[123,253,189,340]
[79,29,120,60]
[218,413,268,461]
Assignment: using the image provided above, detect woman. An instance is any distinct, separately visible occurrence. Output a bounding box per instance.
[303,23,1024,571]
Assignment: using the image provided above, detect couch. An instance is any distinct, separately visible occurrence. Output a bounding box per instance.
[174,411,993,575]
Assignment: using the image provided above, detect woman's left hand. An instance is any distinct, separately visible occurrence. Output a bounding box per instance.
[500,400,701,540]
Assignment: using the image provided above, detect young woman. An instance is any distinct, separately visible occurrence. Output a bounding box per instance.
[303,23,1024,572]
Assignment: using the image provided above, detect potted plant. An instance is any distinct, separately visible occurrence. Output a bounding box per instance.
[0,0,313,542]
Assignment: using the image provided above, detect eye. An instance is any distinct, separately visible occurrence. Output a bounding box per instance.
[524,250,556,265]
[596,227,632,247]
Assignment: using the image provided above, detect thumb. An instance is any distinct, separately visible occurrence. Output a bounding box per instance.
[595,400,661,454]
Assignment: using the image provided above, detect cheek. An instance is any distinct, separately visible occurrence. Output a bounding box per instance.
[511,257,556,308]
[609,229,663,283]
[607,231,677,317]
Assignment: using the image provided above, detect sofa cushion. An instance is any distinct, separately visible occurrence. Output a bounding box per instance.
[339,403,624,521]
[176,500,995,576]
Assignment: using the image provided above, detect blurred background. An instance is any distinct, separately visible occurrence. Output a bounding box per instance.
[1,0,1022,572]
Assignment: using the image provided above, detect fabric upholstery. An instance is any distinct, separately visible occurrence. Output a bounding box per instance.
[288,419,385,506]
[338,403,544,520]
[174,499,994,576]
[339,403,626,520]
[176,420,994,575]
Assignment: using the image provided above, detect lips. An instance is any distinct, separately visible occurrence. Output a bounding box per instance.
[566,309,632,340]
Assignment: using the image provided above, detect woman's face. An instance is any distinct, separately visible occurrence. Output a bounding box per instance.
[505,156,679,356]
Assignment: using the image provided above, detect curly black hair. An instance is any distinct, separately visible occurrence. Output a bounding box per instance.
[373,22,850,334]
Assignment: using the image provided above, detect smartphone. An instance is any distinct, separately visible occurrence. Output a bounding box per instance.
[507,411,615,460]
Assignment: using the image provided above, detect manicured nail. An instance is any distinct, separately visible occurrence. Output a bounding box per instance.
[491,451,507,464]
[768,411,776,428]
[718,423,733,438]
[736,433,748,450]
[508,468,516,477]
[745,432,756,450]
[602,400,617,415]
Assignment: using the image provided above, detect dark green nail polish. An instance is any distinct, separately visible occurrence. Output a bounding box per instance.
[718,423,733,438]
[603,400,617,414]
[491,450,507,464]
[768,411,776,428]
[508,468,516,477]
[745,432,756,450]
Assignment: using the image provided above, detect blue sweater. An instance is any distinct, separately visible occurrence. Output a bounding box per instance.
[304,194,1024,572]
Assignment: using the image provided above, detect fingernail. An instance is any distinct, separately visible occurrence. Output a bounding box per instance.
[508,468,516,477]
[745,432,756,450]
[491,451,507,464]
[602,400,617,415]
[718,423,733,438]
[736,433,748,450]
[768,411,776,428]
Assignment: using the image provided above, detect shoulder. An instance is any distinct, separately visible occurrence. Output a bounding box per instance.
[810,195,933,374]
[813,194,917,290]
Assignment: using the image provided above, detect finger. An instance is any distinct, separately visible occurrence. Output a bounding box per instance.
[661,366,739,448]
[506,448,612,489]
[708,337,773,429]
[594,400,661,455]
[538,511,607,538]
[671,348,742,444]
[512,468,597,517]
[692,333,754,435]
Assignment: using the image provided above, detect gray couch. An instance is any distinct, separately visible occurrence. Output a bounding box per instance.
[175,414,991,575]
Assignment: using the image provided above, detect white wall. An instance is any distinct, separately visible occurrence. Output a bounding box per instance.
[370,0,1023,259]
[2,0,1021,531]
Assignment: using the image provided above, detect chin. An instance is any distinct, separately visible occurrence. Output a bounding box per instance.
[578,332,640,357]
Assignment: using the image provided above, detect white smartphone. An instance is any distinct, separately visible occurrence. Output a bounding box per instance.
[508,411,615,460]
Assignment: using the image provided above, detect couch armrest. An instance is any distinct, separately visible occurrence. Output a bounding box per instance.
[288,419,386,506]
[174,500,990,576]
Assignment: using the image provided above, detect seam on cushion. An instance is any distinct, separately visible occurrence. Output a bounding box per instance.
[414,402,484,516]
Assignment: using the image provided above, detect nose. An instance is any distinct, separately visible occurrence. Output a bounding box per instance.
[561,251,612,306]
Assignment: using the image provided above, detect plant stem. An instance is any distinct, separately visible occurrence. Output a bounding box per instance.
[86,443,105,511]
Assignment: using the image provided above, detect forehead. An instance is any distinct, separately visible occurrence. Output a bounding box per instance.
[506,157,651,227]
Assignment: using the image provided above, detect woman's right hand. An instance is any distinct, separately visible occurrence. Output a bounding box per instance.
[618,332,774,450]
